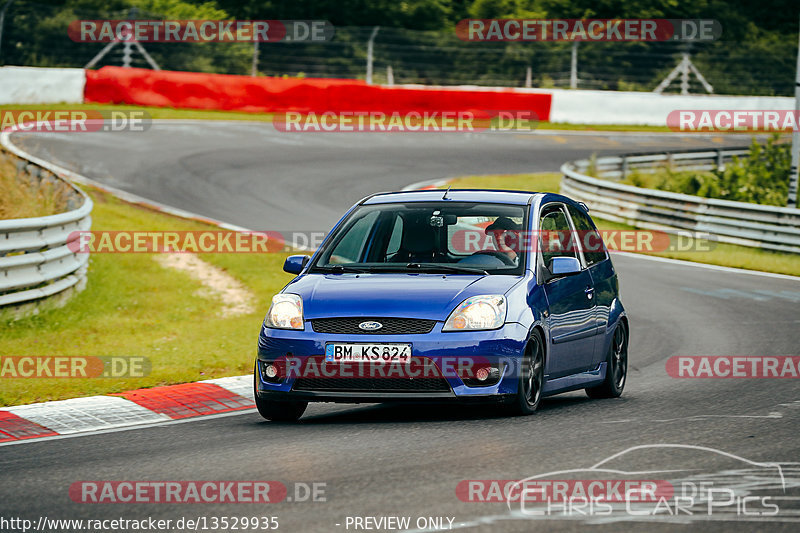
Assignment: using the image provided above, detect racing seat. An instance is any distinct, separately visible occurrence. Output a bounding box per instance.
[390,223,438,263]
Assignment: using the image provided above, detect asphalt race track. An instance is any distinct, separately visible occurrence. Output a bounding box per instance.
[2,123,799,532]
[8,123,756,230]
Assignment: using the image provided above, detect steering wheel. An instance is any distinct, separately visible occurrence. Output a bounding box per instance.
[471,250,516,266]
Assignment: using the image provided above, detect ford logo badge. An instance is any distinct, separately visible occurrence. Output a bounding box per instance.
[359,321,383,331]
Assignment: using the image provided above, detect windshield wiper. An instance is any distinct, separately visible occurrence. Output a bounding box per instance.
[313,263,488,275]
[312,265,373,273]
[405,263,488,275]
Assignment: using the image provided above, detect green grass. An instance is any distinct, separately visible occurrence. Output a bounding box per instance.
[444,172,800,277]
[541,122,672,132]
[447,172,563,193]
[0,187,295,406]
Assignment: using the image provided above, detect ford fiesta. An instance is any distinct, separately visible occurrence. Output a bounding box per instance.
[255,190,628,421]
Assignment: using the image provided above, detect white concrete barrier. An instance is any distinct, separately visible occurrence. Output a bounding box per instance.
[0,66,86,104]
[549,88,794,126]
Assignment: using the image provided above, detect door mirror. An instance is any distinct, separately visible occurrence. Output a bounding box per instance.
[548,256,581,276]
[283,255,310,274]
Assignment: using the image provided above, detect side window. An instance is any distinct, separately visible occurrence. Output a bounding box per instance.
[538,205,578,267]
[326,210,380,264]
[567,205,607,266]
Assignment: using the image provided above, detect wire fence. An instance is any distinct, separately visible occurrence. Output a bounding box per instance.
[0,2,796,96]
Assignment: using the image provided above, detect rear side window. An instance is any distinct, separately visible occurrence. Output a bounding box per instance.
[568,205,607,266]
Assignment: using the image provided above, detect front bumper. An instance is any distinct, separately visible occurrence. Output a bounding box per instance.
[256,321,529,402]
[254,390,515,404]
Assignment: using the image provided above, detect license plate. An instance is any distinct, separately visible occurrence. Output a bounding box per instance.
[325,343,412,364]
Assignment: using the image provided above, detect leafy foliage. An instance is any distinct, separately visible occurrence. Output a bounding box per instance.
[626,136,792,206]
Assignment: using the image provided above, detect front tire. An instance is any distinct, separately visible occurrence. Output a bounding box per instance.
[586,321,628,399]
[254,364,308,421]
[504,332,545,416]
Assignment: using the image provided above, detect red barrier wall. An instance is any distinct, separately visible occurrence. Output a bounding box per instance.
[84,67,552,120]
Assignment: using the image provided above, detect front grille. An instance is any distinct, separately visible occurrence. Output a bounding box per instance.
[293,377,451,393]
[311,317,436,335]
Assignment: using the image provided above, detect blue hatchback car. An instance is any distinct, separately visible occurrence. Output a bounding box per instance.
[255,190,628,421]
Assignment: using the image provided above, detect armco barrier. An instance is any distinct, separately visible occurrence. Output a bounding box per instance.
[84,66,553,118]
[561,148,800,254]
[0,145,92,313]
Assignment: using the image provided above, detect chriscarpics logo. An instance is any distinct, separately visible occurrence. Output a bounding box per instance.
[462,444,795,524]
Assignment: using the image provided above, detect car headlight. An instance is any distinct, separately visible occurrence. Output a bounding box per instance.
[443,295,506,331]
[266,294,304,330]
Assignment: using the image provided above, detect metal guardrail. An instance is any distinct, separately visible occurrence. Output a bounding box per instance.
[560,147,800,254]
[0,148,92,310]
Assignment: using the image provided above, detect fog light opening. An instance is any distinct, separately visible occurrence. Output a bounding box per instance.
[260,361,283,383]
[464,364,503,387]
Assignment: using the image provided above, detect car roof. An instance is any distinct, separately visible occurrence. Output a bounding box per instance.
[362,189,542,206]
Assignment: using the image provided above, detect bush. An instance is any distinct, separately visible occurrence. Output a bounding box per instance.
[624,135,791,206]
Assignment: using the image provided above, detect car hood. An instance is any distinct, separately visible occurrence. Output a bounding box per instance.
[285,273,523,321]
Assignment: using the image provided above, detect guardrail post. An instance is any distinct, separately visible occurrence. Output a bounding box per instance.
[716,149,723,170]
[366,26,380,85]
[621,156,628,181]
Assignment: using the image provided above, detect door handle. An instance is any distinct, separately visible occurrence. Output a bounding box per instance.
[585,286,594,299]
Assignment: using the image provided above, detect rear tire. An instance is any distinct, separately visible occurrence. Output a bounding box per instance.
[504,331,545,416]
[586,321,627,399]
[254,364,307,421]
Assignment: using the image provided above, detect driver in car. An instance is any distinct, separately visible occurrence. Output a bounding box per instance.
[458,216,521,268]
[485,216,521,265]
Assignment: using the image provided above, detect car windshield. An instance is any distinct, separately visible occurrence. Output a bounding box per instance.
[311,201,527,275]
